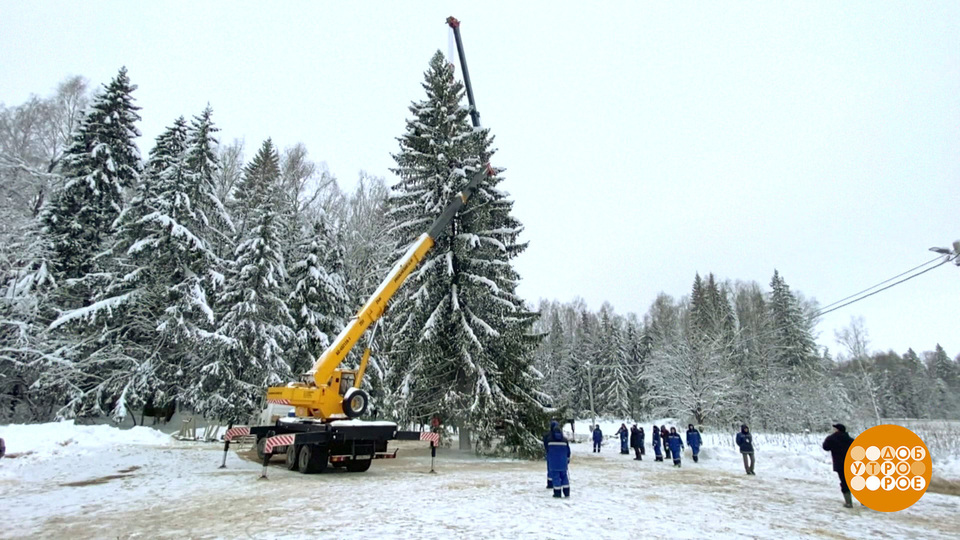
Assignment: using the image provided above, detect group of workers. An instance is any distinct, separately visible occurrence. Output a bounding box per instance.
[599,423,704,467]
[543,420,856,508]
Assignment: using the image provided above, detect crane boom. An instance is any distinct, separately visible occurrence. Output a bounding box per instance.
[446,16,481,127]
[267,164,493,418]
[309,163,492,387]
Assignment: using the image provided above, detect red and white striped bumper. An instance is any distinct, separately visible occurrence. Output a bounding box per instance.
[224,426,250,441]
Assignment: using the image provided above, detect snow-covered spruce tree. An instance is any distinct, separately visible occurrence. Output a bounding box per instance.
[623,314,650,418]
[192,139,294,423]
[144,109,233,407]
[536,306,571,411]
[286,217,349,377]
[42,67,142,284]
[899,348,931,418]
[928,344,960,418]
[0,221,57,422]
[768,270,825,429]
[384,52,546,456]
[39,110,233,421]
[769,270,817,370]
[565,308,597,418]
[594,303,632,418]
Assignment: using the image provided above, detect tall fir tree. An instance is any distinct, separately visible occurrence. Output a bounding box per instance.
[769,270,817,370]
[40,110,233,420]
[191,139,294,422]
[384,52,545,456]
[43,67,142,282]
[928,344,960,417]
[594,304,631,418]
[287,217,350,376]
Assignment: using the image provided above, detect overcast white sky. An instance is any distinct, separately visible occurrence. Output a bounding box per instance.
[2,1,958,357]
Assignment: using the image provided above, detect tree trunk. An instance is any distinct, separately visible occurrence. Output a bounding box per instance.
[458,425,472,452]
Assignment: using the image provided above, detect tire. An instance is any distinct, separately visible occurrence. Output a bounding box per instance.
[297,444,328,474]
[285,445,299,470]
[346,458,372,473]
[342,388,369,418]
[255,437,267,461]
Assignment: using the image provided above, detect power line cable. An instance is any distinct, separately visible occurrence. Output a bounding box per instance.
[817,255,944,312]
[814,254,957,318]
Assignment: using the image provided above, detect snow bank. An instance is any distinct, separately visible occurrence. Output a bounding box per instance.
[937,458,960,481]
[0,420,172,461]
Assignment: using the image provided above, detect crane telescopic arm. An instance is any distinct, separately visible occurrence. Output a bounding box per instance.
[447,16,481,128]
[307,163,494,389]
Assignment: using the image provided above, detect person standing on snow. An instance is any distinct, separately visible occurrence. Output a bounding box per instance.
[686,424,702,463]
[667,427,684,467]
[545,420,572,498]
[660,424,671,459]
[543,421,559,490]
[652,425,663,461]
[736,424,756,475]
[629,424,643,460]
[592,424,603,453]
[616,423,629,455]
[823,423,855,508]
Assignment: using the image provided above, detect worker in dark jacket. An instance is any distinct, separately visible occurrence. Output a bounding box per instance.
[686,424,703,463]
[652,425,663,461]
[592,425,603,452]
[545,421,572,498]
[667,427,684,467]
[736,424,755,475]
[823,423,855,508]
[660,424,671,459]
[629,424,643,460]
[616,423,629,454]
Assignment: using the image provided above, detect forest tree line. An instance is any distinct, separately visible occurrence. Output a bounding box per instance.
[2,60,957,459]
[532,273,960,430]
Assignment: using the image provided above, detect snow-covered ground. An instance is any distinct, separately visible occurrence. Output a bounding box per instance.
[2,421,959,539]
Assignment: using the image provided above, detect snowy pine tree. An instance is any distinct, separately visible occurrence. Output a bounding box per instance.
[384,52,546,456]
[287,217,349,376]
[770,270,817,370]
[594,303,632,418]
[193,139,294,422]
[42,67,142,282]
[40,110,232,421]
[623,315,650,418]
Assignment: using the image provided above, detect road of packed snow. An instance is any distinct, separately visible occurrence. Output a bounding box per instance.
[2,421,958,539]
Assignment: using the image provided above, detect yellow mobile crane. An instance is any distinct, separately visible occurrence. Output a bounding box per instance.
[242,16,491,474]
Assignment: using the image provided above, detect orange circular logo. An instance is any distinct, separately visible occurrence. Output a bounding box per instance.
[845,425,932,512]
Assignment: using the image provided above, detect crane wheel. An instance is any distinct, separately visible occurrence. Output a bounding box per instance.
[285,445,299,470]
[343,388,369,418]
[255,437,267,461]
[346,458,372,473]
[297,444,328,474]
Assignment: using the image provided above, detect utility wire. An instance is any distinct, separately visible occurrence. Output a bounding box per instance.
[814,254,957,318]
[816,255,944,312]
